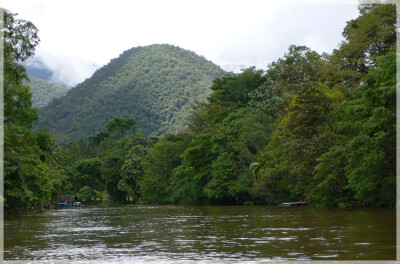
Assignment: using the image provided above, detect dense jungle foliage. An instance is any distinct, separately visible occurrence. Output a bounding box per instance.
[35,44,224,140]
[4,2,396,214]
[3,9,58,213]
[24,75,68,108]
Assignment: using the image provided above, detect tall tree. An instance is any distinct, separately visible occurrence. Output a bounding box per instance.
[209,67,265,109]
[73,158,102,201]
[255,83,342,202]
[140,134,191,204]
[106,117,138,138]
[344,52,396,206]
[205,108,273,204]
[3,10,59,213]
[119,145,148,202]
[325,3,396,89]
[250,45,321,116]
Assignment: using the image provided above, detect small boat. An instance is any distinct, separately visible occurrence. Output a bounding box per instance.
[58,194,81,208]
[57,202,69,208]
[279,201,308,207]
[58,201,82,208]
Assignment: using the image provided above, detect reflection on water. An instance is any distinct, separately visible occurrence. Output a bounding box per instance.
[4,205,395,262]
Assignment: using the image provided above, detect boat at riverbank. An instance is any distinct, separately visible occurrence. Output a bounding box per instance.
[57,201,81,208]
[279,201,308,207]
[57,194,82,208]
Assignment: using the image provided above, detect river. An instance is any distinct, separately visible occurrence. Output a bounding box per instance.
[4,205,395,262]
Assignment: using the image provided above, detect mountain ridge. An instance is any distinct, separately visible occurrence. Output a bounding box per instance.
[36,44,224,140]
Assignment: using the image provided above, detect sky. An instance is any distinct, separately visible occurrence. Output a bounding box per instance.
[2,0,360,87]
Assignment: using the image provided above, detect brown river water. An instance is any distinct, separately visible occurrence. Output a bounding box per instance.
[4,205,396,262]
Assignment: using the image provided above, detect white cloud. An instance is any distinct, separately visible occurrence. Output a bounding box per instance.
[2,0,359,86]
[36,50,100,87]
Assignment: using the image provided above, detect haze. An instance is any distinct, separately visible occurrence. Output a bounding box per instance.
[2,0,359,87]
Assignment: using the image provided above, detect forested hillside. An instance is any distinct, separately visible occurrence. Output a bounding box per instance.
[36,44,224,140]
[4,3,396,214]
[24,76,68,108]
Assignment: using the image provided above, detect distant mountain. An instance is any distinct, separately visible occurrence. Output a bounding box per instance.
[36,44,224,140]
[24,76,69,108]
[24,58,71,88]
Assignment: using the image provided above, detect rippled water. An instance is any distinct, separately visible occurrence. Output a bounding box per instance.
[4,205,395,262]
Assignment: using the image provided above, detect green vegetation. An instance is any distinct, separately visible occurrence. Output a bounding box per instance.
[36,44,224,140]
[4,10,60,213]
[23,75,68,108]
[4,3,396,214]
[138,3,396,207]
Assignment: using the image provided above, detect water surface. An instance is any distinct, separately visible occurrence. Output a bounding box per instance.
[4,205,395,262]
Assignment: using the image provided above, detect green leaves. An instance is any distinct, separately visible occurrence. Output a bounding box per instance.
[3,10,39,62]
[140,134,191,204]
[328,3,396,88]
[204,152,236,202]
[256,83,340,202]
[78,186,92,203]
[3,11,62,213]
[253,5,396,207]
[106,117,138,137]
[119,145,148,202]
[343,52,396,206]
[209,67,265,108]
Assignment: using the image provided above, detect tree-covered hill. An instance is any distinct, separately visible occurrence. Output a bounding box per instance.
[36,44,224,140]
[24,76,69,108]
